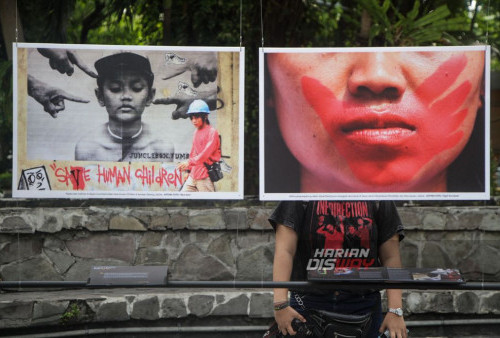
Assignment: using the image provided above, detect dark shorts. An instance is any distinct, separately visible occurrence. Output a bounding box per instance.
[290,290,382,338]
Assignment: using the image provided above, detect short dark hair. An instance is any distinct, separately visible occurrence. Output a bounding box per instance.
[95,52,154,89]
[189,113,210,125]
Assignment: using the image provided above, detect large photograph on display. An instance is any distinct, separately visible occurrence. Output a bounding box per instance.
[13,43,244,199]
[260,46,490,200]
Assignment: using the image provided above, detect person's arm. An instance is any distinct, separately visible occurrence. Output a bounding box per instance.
[273,224,306,336]
[187,129,220,166]
[37,48,97,78]
[378,234,408,338]
[162,52,217,87]
[28,75,90,118]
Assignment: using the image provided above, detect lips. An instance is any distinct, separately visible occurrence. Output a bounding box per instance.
[340,113,416,146]
[119,105,135,112]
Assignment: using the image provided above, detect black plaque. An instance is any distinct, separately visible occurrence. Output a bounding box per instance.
[88,266,168,286]
[308,267,464,284]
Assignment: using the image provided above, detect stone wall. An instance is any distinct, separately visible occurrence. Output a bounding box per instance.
[1,201,499,331]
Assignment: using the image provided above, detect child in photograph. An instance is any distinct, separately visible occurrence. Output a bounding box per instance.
[75,52,174,162]
[177,99,221,192]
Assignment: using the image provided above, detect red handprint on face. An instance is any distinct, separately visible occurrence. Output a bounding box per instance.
[300,52,482,189]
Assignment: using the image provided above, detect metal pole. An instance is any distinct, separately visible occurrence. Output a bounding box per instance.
[2,280,500,290]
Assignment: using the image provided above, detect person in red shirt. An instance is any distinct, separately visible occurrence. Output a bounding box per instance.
[177,99,221,192]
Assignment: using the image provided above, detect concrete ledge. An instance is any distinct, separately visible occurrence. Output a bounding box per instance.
[1,289,499,329]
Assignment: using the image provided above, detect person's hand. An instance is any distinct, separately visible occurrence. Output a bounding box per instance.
[379,312,407,338]
[153,89,219,120]
[28,75,90,118]
[177,161,189,171]
[37,48,97,78]
[162,52,217,87]
[274,306,306,336]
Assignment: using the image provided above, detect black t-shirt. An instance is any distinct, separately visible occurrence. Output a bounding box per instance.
[269,201,404,282]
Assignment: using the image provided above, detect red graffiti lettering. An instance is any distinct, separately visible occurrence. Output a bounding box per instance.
[96,165,131,187]
[135,166,183,188]
[49,163,90,190]
[155,168,184,187]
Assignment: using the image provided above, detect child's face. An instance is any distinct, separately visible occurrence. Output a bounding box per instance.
[96,70,155,123]
[190,114,206,129]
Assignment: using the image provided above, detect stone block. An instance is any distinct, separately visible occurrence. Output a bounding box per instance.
[161,297,188,318]
[167,208,188,230]
[398,208,422,229]
[84,207,110,231]
[482,292,500,314]
[422,212,446,230]
[131,296,160,320]
[248,207,273,230]
[171,244,233,281]
[43,237,65,251]
[249,293,273,318]
[0,301,33,319]
[1,256,62,281]
[128,208,154,226]
[225,208,248,230]
[480,210,500,231]
[164,232,183,257]
[66,233,135,262]
[45,249,75,274]
[188,295,214,317]
[207,234,235,268]
[0,237,43,264]
[0,301,33,328]
[109,215,146,231]
[456,292,480,314]
[236,245,273,281]
[0,215,33,233]
[404,292,422,314]
[37,211,63,233]
[32,301,69,325]
[95,300,129,322]
[426,292,455,313]
[406,292,454,314]
[212,294,249,316]
[421,242,452,268]
[149,215,169,230]
[139,232,164,247]
[440,232,477,263]
[399,240,418,268]
[135,248,168,265]
[446,208,482,230]
[188,209,225,230]
[61,210,87,230]
[236,232,272,250]
[469,245,500,275]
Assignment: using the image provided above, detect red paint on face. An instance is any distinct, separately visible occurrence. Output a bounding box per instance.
[301,54,472,188]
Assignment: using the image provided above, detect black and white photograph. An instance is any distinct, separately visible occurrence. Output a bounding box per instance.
[13,43,244,199]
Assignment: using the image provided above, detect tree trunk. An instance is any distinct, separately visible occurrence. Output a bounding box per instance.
[0,0,25,60]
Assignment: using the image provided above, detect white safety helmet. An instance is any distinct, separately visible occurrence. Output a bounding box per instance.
[187,99,210,114]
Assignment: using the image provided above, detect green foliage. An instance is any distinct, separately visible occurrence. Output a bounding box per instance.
[350,0,468,46]
[0,172,12,191]
[0,60,12,176]
[492,146,499,196]
[67,0,163,45]
[60,303,80,324]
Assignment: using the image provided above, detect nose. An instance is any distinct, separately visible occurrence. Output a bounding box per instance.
[121,87,132,101]
[347,53,406,100]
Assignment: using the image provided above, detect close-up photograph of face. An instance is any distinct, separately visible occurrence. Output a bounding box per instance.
[263,47,487,197]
